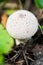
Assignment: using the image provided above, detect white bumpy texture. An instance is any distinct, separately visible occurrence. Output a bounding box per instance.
[6,10,38,39]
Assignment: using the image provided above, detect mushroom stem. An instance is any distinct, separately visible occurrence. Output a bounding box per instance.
[15,39,25,45]
[15,38,32,45]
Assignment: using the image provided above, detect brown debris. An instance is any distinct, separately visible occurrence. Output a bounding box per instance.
[1,13,8,28]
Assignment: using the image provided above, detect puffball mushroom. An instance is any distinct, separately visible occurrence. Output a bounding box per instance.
[6,10,39,45]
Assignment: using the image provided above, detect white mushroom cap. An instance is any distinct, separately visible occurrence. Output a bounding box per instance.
[6,10,39,39]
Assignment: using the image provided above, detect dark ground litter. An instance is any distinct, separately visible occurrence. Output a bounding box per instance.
[30,57,43,65]
[5,43,34,65]
[39,19,43,25]
[4,29,43,65]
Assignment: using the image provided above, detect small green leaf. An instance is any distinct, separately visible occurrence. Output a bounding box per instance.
[35,0,43,9]
[4,9,16,15]
[0,24,14,54]
[40,26,43,30]
[0,55,4,65]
